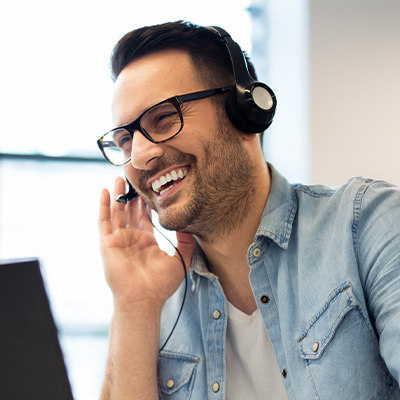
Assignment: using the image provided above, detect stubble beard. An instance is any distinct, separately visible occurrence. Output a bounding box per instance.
[155,122,258,243]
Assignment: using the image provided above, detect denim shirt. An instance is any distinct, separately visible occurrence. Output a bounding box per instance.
[158,165,400,400]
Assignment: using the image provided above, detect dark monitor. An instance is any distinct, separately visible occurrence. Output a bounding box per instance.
[0,258,74,400]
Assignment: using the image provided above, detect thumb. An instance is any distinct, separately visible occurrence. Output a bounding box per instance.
[176,232,195,271]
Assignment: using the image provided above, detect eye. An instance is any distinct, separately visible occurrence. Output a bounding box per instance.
[112,129,132,151]
[155,110,178,123]
[118,134,132,148]
[141,103,181,137]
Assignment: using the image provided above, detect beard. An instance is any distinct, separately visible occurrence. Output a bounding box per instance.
[139,120,258,243]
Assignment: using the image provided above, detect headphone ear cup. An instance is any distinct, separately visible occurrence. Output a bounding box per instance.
[225,87,272,134]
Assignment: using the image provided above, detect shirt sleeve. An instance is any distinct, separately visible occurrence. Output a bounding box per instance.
[353,180,400,385]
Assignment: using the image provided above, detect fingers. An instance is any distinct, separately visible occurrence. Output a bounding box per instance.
[138,197,155,232]
[105,177,153,233]
[111,177,130,229]
[99,177,135,234]
[99,188,112,236]
[126,195,153,232]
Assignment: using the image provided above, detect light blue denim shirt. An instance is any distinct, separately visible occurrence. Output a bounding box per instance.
[158,164,400,400]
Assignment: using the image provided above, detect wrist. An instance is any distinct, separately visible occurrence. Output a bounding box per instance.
[110,299,163,354]
[113,297,164,318]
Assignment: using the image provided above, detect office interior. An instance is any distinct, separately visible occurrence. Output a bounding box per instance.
[0,0,399,398]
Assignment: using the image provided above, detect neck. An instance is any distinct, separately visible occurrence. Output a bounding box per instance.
[197,162,271,314]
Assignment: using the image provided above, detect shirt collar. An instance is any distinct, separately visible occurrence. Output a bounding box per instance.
[255,164,298,249]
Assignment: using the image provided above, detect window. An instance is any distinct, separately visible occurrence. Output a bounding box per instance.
[0,1,252,398]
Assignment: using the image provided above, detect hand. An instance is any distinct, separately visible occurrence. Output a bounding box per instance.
[98,177,195,311]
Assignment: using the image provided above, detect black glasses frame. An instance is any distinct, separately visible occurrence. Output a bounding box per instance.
[97,86,232,166]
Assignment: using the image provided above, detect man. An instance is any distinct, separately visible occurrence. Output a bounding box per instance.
[97,21,400,399]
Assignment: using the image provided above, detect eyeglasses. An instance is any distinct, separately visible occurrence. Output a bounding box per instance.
[97,86,232,166]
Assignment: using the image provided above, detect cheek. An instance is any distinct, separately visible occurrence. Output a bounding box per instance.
[192,131,219,167]
[197,127,233,169]
[123,165,140,188]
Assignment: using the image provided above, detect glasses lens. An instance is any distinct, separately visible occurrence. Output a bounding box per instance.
[99,101,183,166]
[141,101,182,139]
[100,128,132,165]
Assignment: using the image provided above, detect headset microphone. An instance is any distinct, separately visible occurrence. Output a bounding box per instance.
[116,180,139,203]
[206,26,277,133]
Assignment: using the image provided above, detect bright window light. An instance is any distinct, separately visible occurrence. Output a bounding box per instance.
[0,2,251,399]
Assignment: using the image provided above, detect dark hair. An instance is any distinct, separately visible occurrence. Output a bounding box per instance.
[110,21,258,87]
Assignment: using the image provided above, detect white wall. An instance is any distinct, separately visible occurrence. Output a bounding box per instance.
[251,0,310,184]
[310,0,400,186]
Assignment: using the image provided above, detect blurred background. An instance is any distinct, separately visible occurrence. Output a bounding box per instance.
[0,0,399,398]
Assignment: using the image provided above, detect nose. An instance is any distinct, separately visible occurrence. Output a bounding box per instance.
[130,130,164,170]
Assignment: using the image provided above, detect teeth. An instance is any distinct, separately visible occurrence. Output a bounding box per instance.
[151,168,188,193]
[159,186,174,196]
[171,170,178,180]
[152,180,161,192]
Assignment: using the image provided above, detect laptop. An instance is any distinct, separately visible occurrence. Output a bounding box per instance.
[0,258,74,400]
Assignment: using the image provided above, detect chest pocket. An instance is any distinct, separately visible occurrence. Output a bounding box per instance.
[298,282,395,400]
[158,351,199,400]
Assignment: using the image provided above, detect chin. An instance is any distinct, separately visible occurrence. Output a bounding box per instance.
[157,210,187,232]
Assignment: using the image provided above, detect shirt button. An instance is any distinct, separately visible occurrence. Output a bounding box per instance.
[212,382,220,392]
[282,369,288,379]
[166,379,175,388]
[252,248,261,257]
[213,310,221,319]
[261,295,270,304]
[312,342,319,352]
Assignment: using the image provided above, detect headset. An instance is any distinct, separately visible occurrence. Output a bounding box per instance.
[206,26,277,134]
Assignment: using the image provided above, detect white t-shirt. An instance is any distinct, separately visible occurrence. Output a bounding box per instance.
[225,301,288,400]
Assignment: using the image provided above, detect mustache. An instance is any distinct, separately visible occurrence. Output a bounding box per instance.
[138,153,196,188]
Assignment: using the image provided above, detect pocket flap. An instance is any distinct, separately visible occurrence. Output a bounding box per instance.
[158,351,199,395]
[299,282,356,360]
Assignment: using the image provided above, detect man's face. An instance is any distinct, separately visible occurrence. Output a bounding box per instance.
[112,50,256,238]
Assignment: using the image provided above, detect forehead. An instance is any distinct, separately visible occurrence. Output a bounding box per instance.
[111,50,203,126]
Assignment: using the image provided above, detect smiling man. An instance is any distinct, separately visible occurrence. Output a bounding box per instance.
[98,21,400,400]
[106,46,264,241]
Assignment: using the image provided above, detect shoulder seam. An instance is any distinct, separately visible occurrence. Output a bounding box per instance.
[352,179,375,265]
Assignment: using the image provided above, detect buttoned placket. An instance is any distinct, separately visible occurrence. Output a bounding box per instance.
[206,276,227,399]
[247,240,293,397]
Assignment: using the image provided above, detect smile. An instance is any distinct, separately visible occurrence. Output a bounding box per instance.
[151,168,188,196]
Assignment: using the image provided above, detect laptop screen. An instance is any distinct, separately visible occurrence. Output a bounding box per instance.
[0,259,74,400]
